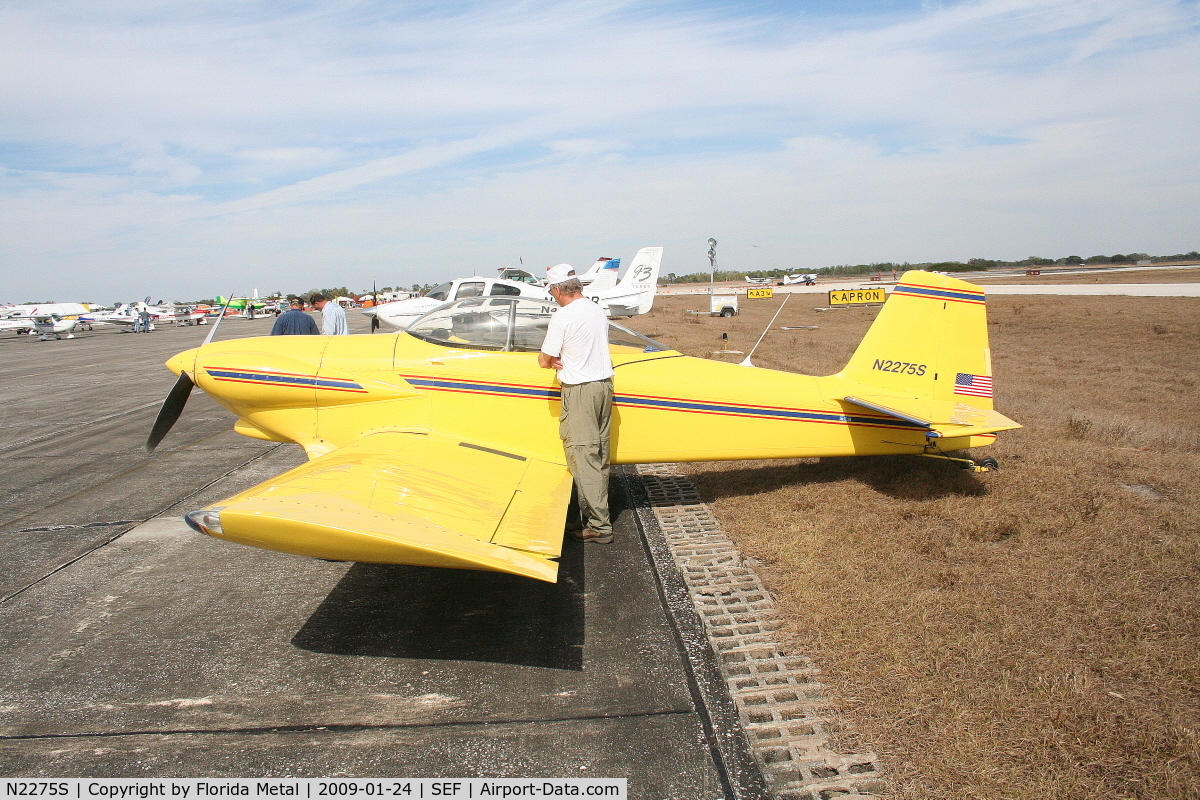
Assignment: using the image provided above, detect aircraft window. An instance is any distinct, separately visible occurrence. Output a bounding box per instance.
[455,282,485,299]
[489,283,521,296]
[406,298,668,354]
[426,283,451,301]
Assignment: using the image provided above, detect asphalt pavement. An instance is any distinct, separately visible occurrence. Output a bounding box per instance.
[0,315,763,799]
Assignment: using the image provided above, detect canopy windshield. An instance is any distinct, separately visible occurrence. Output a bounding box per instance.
[406,297,668,354]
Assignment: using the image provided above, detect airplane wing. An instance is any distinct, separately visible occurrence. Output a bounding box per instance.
[187,431,573,582]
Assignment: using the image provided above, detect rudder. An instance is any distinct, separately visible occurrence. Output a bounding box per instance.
[838,271,994,413]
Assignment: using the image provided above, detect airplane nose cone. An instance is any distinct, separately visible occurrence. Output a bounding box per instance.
[165,348,198,377]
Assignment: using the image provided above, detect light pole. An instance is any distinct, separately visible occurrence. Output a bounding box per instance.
[708,238,718,294]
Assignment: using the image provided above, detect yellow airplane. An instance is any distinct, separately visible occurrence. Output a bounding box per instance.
[149,271,1018,583]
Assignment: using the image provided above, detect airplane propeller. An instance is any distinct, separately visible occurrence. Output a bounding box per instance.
[146,372,195,451]
[145,294,234,452]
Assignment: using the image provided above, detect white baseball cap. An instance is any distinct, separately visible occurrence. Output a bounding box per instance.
[546,264,576,285]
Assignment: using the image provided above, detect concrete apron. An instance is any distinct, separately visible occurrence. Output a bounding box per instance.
[0,470,765,799]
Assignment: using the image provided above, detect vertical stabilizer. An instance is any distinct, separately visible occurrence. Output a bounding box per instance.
[596,246,662,317]
[838,271,994,415]
[580,257,621,291]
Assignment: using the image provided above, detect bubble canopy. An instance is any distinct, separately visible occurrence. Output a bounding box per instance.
[405,297,668,354]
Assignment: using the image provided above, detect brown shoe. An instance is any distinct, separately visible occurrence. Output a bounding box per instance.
[569,527,614,544]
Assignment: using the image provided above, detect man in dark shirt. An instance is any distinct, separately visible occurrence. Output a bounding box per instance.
[270,298,319,335]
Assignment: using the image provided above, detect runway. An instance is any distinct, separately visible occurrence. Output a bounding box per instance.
[0,319,764,798]
[661,282,1200,298]
[976,283,1200,296]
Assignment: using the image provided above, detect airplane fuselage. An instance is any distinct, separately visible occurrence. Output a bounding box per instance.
[172,331,991,469]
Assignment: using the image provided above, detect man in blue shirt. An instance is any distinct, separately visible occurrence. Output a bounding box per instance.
[270,298,319,335]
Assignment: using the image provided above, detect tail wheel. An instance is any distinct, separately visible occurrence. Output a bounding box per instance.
[979,457,999,470]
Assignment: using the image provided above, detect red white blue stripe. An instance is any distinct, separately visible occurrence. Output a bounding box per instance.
[400,374,925,432]
[891,281,985,305]
[206,368,367,393]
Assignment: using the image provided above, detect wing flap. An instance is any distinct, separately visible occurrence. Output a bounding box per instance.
[195,432,569,582]
[490,458,574,556]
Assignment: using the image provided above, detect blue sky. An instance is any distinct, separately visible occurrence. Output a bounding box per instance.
[1,0,1198,302]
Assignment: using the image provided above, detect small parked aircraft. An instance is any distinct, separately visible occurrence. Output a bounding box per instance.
[84,302,174,331]
[781,273,818,286]
[499,257,618,289]
[745,276,773,285]
[149,271,1018,583]
[175,305,212,325]
[32,314,83,340]
[363,276,547,330]
[366,247,663,331]
[0,303,97,339]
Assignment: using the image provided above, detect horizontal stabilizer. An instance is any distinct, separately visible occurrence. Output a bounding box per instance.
[844,395,932,428]
[844,393,1020,438]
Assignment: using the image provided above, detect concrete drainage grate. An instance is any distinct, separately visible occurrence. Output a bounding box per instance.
[637,464,887,800]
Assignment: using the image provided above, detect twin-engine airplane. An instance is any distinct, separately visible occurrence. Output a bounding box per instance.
[149,271,1019,583]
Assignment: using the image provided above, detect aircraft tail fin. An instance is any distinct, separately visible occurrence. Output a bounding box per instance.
[836,271,1019,436]
[580,257,621,291]
[601,246,662,316]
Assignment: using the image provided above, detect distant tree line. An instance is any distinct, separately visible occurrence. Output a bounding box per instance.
[283,284,436,301]
[660,249,1200,284]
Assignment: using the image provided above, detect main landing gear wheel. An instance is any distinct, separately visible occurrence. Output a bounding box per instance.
[920,452,1000,472]
[956,456,999,472]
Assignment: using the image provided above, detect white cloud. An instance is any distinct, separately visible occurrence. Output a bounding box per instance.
[0,0,1197,300]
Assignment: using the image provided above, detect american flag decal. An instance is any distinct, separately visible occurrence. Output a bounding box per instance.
[954,373,994,398]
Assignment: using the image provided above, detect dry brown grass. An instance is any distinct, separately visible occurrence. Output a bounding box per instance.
[624,289,1200,799]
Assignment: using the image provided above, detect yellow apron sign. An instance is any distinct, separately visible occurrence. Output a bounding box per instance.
[746,287,774,299]
[828,287,886,306]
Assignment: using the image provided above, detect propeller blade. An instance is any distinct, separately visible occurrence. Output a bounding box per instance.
[146,371,195,452]
[370,315,380,332]
[201,293,237,345]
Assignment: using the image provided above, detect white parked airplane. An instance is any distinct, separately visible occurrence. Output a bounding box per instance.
[174,305,212,325]
[84,302,173,331]
[367,247,663,330]
[587,246,662,317]
[781,273,818,285]
[0,303,96,339]
[1,302,93,319]
[578,257,621,291]
[32,314,82,340]
[364,277,548,331]
[497,257,615,289]
[744,276,773,285]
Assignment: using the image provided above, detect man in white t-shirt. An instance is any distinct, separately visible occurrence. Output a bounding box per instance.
[538,264,615,543]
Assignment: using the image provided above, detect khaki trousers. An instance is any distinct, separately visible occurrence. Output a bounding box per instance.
[559,378,613,535]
